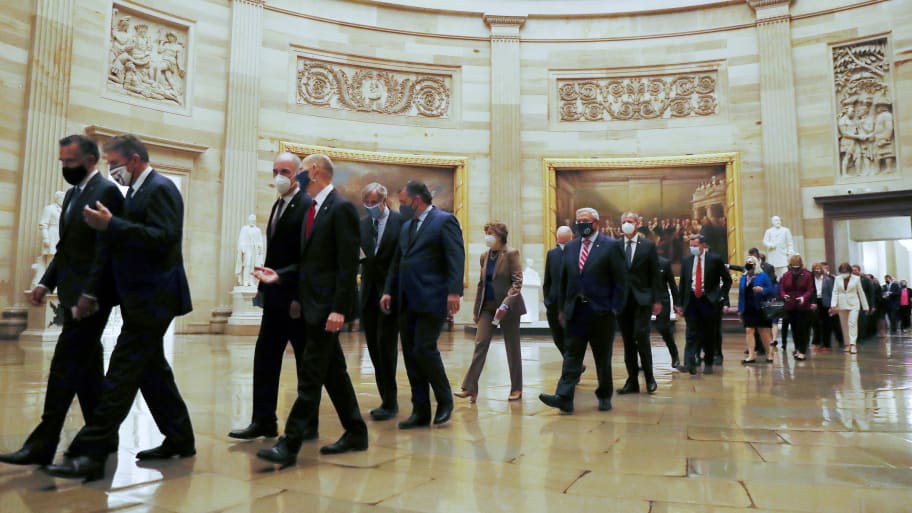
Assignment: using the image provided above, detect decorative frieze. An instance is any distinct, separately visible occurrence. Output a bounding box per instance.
[558,72,718,122]
[296,57,451,118]
[832,36,896,177]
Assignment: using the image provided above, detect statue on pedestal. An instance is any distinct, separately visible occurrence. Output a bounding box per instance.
[30,191,64,288]
[520,258,542,323]
[235,215,264,288]
[762,215,794,277]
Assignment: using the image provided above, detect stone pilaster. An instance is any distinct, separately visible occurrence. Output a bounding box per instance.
[217,0,264,318]
[484,15,526,248]
[748,0,804,255]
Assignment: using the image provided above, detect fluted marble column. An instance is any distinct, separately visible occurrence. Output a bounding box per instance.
[218,0,264,314]
[748,0,804,254]
[13,0,75,306]
[484,15,526,248]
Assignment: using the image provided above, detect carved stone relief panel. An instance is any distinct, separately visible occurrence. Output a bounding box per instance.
[832,36,896,177]
[105,3,192,112]
[558,71,718,122]
[296,57,452,119]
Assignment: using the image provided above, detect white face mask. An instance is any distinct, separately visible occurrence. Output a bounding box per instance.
[840,273,850,279]
[690,246,701,257]
[621,222,636,236]
[484,234,497,248]
[110,165,129,186]
[274,174,291,195]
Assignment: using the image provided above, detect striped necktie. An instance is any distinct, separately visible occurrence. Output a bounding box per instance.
[579,239,591,273]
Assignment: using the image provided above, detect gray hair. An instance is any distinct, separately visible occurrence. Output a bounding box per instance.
[620,212,641,222]
[575,207,600,221]
[303,154,334,177]
[274,152,301,170]
[556,226,572,237]
[361,182,388,201]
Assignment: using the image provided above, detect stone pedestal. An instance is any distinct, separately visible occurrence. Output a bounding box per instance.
[19,292,63,343]
[225,286,262,336]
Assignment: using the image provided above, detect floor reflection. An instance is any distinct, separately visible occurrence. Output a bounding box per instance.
[1,329,911,512]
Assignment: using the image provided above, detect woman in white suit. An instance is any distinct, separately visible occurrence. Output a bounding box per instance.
[829,262,870,354]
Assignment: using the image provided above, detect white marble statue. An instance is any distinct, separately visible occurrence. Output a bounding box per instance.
[520,258,542,323]
[30,191,64,288]
[762,215,794,277]
[235,215,264,288]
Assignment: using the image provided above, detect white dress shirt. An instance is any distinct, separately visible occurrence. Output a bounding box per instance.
[622,234,640,264]
[415,204,434,232]
[129,166,154,194]
[691,251,706,292]
[310,183,334,220]
[374,207,390,253]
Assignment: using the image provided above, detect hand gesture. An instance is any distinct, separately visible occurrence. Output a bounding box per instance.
[252,266,279,284]
[651,302,662,316]
[28,286,48,306]
[83,201,113,231]
[72,295,98,320]
[325,312,345,333]
[289,300,301,319]
[494,305,508,321]
[380,294,392,314]
[447,294,461,316]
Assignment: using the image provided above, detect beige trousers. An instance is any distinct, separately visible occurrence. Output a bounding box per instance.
[461,306,522,394]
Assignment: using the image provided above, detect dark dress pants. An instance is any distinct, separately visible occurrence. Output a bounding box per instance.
[284,320,367,447]
[68,311,194,460]
[684,296,720,370]
[555,301,615,401]
[251,305,308,425]
[619,298,654,384]
[399,311,452,417]
[545,303,566,355]
[787,309,812,355]
[362,293,399,410]
[654,300,679,363]
[812,298,834,348]
[25,306,111,453]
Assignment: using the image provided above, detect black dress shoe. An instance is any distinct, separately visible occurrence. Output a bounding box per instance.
[398,414,431,430]
[538,393,573,414]
[598,398,612,411]
[688,363,697,375]
[433,402,453,425]
[228,422,278,440]
[703,365,714,375]
[319,433,368,455]
[646,380,657,394]
[617,383,640,395]
[256,436,298,465]
[136,443,196,460]
[41,456,104,481]
[370,407,398,421]
[671,358,680,369]
[0,445,53,466]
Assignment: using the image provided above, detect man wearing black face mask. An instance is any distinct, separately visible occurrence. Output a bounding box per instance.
[0,135,124,468]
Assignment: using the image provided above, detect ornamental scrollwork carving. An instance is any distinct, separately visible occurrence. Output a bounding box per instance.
[832,37,896,177]
[296,58,451,118]
[558,72,718,122]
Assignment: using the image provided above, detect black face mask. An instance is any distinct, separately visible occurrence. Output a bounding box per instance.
[62,165,88,186]
[576,222,594,237]
[295,171,310,191]
[745,263,755,271]
[399,202,416,219]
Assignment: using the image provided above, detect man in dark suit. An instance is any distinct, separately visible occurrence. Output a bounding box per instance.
[884,275,901,334]
[539,207,625,414]
[380,181,464,429]
[44,134,195,481]
[656,255,681,368]
[254,154,368,464]
[0,135,124,467]
[543,226,573,355]
[359,182,403,421]
[228,152,313,440]
[675,235,732,375]
[616,213,663,395]
[853,265,876,339]
[811,262,838,349]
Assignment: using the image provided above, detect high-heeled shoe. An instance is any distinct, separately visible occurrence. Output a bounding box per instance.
[508,391,522,401]
[849,344,857,354]
[454,389,477,403]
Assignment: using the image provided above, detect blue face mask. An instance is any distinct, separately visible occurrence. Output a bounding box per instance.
[690,246,701,257]
[365,204,382,219]
[295,171,310,191]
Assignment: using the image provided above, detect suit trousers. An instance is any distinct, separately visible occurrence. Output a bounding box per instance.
[555,301,615,401]
[462,301,522,394]
[900,305,911,330]
[284,320,367,446]
[619,298,655,383]
[812,299,836,348]
[838,309,860,346]
[654,299,679,363]
[251,305,307,425]
[362,295,400,410]
[68,312,194,460]
[787,309,812,355]
[399,311,452,416]
[545,303,566,355]
[25,306,111,453]
[684,296,721,370]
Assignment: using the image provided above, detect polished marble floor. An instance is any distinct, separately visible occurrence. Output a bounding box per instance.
[1,327,911,513]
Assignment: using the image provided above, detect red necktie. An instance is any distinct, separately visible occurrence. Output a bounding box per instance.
[305,203,316,237]
[579,239,591,273]
[694,256,703,298]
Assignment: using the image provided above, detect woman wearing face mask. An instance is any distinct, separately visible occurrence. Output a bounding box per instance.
[738,256,775,363]
[455,222,526,402]
[778,255,815,361]
[829,262,870,354]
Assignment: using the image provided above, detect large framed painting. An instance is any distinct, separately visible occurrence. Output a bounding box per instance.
[279,142,469,283]
[543,153,743,271]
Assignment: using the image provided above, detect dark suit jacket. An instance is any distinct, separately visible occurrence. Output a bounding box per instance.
[277,188,359,325]
[558,234,626,320]
[473,247,527,320]
[106,169,192,319]
[678,251,732,311]
[40,172,124,308]
[819,274,836,307]
[885,281,901,309]
[543,245,563,307]
[385,206,465,319]
[619,235,662,307]
[359,210,403,310]
[761,262,778,285]
[657,256,679,304]
[258,189,311,310]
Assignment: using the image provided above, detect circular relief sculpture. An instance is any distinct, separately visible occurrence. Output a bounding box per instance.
[412,77,450,117]
[298,63,337,105]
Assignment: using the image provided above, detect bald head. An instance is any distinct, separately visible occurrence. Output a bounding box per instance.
[302,154,335,196]
[556,226,573,245]
[274,152,301,170]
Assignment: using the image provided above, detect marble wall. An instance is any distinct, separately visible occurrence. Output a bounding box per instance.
[0,0,909,332]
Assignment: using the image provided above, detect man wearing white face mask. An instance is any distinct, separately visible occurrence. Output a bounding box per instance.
[359,183,403,421]
[228,152,314,440]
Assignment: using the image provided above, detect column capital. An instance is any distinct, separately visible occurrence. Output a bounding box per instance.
[747,0,792,21]
[483,14,526,41]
